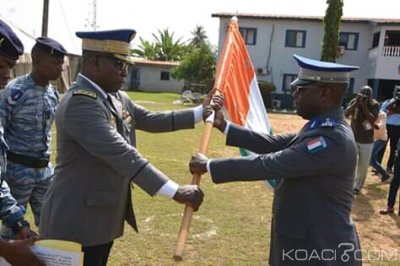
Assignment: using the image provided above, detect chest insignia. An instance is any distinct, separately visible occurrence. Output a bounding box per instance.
[7,89,24,105]
[110,115,117,128]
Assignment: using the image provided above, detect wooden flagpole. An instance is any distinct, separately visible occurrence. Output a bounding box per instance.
[173,110,216,261]
[173,17,237,262]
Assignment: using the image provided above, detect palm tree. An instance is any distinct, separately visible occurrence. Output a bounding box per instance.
[189,25,208,46]
[131,37,159,60]
[152,29,186,61]
[131,29,187,61]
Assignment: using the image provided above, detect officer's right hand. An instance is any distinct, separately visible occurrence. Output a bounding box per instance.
[1,237,45,266]
[173,185,204,211]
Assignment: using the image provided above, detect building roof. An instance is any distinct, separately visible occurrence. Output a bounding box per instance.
[133,59,179,67]
[211,12,400,25]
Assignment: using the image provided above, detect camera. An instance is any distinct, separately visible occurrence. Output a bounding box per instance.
[360,93,369,101]
[395,95,400,104]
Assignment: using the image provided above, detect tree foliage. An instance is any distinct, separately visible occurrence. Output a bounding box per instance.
[132,26,216,87]
[132,29,187,61]
[189,25,208,46]
[321,0,343,62]
[171,42,216,86]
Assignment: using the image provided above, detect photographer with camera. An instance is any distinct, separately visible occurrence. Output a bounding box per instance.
[345,85,379,195]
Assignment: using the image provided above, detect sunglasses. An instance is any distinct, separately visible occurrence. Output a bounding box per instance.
[291,83,319,93]
[100,56,129,72]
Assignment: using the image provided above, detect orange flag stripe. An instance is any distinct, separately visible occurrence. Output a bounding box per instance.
[214,17,255,126]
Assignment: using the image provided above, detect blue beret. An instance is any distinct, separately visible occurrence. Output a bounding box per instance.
[33,37,67,57]
[0,19,24,60]
[76,29,136,62]
[291,54,359,86]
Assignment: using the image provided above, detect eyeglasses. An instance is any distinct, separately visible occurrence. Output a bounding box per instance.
[100,56,129,72]
[291,84,313,93]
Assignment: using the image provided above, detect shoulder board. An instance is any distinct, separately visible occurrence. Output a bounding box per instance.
[72,89,97,99]
[309,117,337,129]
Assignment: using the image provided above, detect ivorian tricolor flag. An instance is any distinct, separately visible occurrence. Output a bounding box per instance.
[213,16,278,190]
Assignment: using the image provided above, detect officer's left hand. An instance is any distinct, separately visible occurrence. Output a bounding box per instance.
[202,80,224,109]
[16,226,38,240]
[173,185,204,211]
[189,153,209,176]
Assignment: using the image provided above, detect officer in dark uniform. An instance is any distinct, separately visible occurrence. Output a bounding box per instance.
[0,19,43,266]
[190,54,362,265]
[39,29,207,266]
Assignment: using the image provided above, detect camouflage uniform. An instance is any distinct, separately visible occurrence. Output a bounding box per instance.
[0,126,26,238]
[0,73,58,226]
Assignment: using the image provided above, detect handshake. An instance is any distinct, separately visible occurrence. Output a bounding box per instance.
[173,93,225,211]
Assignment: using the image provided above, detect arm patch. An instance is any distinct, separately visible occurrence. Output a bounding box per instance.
[307,136,327,153]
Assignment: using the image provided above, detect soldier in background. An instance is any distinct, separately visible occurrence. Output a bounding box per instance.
[380,85,400,174]
[0,37,66,227]
[0,19,43,266]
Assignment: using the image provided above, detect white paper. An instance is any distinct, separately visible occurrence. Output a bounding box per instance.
[0,244,82,266]
[31,245,82,266]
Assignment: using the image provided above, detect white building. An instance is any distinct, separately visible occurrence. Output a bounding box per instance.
[126,59,184,93]
[212,13,400,109]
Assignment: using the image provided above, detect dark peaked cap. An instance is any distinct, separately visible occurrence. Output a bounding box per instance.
[75,29,136,63]
[0,19,24,60]
[34,37,67,57]
[291,54,359,87]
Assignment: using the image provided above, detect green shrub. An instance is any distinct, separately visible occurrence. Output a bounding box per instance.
[258,80,276,108]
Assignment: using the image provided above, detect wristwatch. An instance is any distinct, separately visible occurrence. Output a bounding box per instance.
[11,219,30,234]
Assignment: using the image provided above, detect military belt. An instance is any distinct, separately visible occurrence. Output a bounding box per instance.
[7,151,49,168]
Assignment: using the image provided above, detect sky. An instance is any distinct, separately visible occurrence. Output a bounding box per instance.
[0,0,399,54]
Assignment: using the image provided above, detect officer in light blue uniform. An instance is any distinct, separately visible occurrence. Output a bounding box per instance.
[190,55,362,266]
[0,36,67,227]
[0,20,43,266]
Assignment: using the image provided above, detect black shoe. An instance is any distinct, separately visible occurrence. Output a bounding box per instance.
[353,189,360,196]
[381,173,393,183]
[379,207,394,215]
[387,167,394,175]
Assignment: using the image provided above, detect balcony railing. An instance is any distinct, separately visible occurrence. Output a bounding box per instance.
[382,46,400,57]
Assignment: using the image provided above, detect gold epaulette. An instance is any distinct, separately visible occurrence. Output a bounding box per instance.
[72,89,97,99]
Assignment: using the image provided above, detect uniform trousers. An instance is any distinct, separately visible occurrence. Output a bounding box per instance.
[82,241,114,266]
[386,124,400,171]
[354,142,374,191]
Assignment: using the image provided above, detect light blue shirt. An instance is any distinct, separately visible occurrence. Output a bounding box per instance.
[381,98,400,126]
[0,74,59,158]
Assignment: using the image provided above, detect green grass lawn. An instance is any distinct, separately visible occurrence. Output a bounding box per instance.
[24,91,400,265]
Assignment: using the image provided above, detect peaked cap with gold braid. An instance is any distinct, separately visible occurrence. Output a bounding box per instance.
[76,29,136,63]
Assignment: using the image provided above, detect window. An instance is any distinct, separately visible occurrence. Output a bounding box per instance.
[160,71,170,81]
[282,74,297,92]
[339,32,359,50]
[372,32,380,48]
[347,78,355,94]
[285,30,306,48]
[239,27,257,45]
